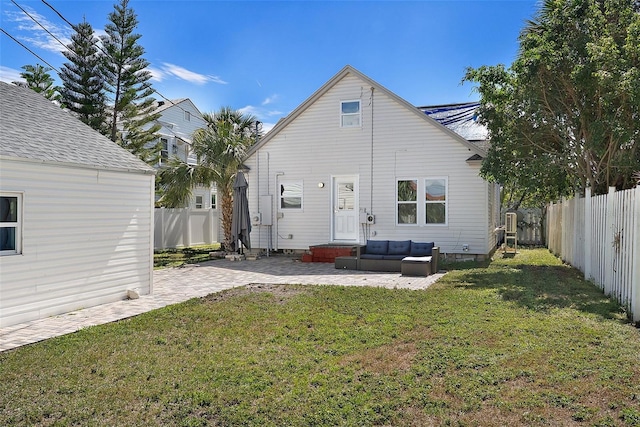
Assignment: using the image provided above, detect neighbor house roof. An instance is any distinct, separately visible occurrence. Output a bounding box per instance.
[247,65,487,158]
[0,82,155,174]
[420,102,489,152]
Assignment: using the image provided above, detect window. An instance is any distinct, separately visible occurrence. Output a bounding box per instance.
[425,178,447,224]
[397,180,417,224]
[1,193,22,255]
[160,138,169,161]
[195,195,203,209]
[211,193,217,209]
[340,100,361,128]
[280,181,303,209]
[184,111,191,121]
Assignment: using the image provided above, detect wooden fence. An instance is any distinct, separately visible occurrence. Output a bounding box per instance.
[547,187,640,322]
[154,208,220,250]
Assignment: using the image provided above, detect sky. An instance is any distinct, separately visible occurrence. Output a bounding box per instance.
[0,0,539,132]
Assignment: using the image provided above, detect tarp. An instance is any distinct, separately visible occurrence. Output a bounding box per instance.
[231,171,251,252]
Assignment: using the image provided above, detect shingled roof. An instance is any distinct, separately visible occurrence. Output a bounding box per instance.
[420,102,490,152]
[0,82,154,174]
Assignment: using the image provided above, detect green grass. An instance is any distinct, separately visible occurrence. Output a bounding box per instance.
[2,249,639,426]
[154,244,221,268]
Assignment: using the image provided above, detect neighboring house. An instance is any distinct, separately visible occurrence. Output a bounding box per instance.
[244,65,500,260]
[151,98,215,209]
[0,82,156,328]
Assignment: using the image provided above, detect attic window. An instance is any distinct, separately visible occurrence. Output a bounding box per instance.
[340,100,360,128]
[184,111,191,121]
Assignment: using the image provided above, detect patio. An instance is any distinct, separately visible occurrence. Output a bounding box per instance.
[0,256,444,352]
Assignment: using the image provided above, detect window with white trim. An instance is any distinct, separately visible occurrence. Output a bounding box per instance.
[340,100,361,128]
[397,179,417,224]
[425,178,447,224]
[280,181,303,210]
[1,193,22,255]
[184,111,191,121]
[211,193,217,209]
[195,195,203,209]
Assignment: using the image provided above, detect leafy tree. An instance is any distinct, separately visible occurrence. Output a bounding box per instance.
[157,107,258,251]
[13,64,61,102]
[101,0,160,164]
[59,20,109,135]
[465,0,640,199]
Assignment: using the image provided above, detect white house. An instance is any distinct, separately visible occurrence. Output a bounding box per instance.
[152,98,215,209]
[0,82,156,328]
[244,66,500,260]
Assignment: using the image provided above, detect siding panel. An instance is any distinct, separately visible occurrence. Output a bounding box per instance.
[0,160,154,327]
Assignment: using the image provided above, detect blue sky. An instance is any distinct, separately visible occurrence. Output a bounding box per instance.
[1,0,538,131]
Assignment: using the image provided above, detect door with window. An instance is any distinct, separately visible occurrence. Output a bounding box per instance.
[332,176,358,241]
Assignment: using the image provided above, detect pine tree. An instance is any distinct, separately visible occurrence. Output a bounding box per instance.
[59,20,109,135]
[13,64,61,102]
[101,0,160,164]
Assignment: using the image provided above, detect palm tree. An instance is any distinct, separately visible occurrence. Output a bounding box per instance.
[157,107,257,251]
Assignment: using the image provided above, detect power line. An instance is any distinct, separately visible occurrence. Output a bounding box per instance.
[11,0,68,51]
[0,27,61,74]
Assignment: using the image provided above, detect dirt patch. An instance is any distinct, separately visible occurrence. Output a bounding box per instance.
[203,283,309,304]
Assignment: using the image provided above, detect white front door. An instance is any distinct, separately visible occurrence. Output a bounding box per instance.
[332,176,358,241]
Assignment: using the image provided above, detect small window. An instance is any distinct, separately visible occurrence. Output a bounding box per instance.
[160,137,169,160]
[425,178,447,224]
[340,100,360,128]
[211,193,217,209]
[1,193,22,255]
[280,181,303,210]
[195,195,203,209]
[397,180,417,225]
[184,111,191,121]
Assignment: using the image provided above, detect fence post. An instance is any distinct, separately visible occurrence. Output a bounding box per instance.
[584,187,592,281]
[604,187,616,296]
[632,186,640,322]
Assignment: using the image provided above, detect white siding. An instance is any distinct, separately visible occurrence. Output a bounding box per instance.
[0,159,154,327]
[246,73,491,256]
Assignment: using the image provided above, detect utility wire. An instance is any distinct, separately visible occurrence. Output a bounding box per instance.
[39,0,210,127]
[0,27,61,74]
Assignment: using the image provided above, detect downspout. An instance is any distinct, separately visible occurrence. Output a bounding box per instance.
[370,86,374,215]
[274,171,284,251]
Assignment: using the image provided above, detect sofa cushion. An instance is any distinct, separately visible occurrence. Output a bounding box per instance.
[411,241,434,257]
[388,240,411,255]
[381,254,407,261]
[361,254,384,260]
[365,240,389,255]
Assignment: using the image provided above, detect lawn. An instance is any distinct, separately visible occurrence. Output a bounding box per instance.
[1,249,639,426]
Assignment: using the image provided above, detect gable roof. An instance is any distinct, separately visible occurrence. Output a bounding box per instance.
[0,82,154,174]
[154,98,189,114]
[247,65,487,157]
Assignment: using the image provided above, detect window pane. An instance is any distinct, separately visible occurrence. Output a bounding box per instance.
[337,182,354,210]
[341,101,359,114]
[398,204,417,224]
[426,179,446,201]
[1,197,18,222]
[280,183,302,209]
[426,203,446,224]
[0,227,16,251]
[341,114,360,127]
[397,180,417,202]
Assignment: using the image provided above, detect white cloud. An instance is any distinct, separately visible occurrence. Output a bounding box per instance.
[262,94,279,105]
[0,66,25,84]
[161,63,227,85]
[238,105,260,116]
[6,6,71,55]
[148,66,166,82]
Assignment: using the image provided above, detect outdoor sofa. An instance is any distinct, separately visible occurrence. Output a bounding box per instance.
[354,240,439,275]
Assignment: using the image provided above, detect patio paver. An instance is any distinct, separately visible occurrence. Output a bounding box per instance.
[0,256,444,353]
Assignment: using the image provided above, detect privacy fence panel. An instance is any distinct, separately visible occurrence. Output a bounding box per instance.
[547,187,640,322]
[154,208,219,250]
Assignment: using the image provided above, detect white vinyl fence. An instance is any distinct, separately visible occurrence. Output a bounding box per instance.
[154,208,219,250]
[547,187,640,322]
